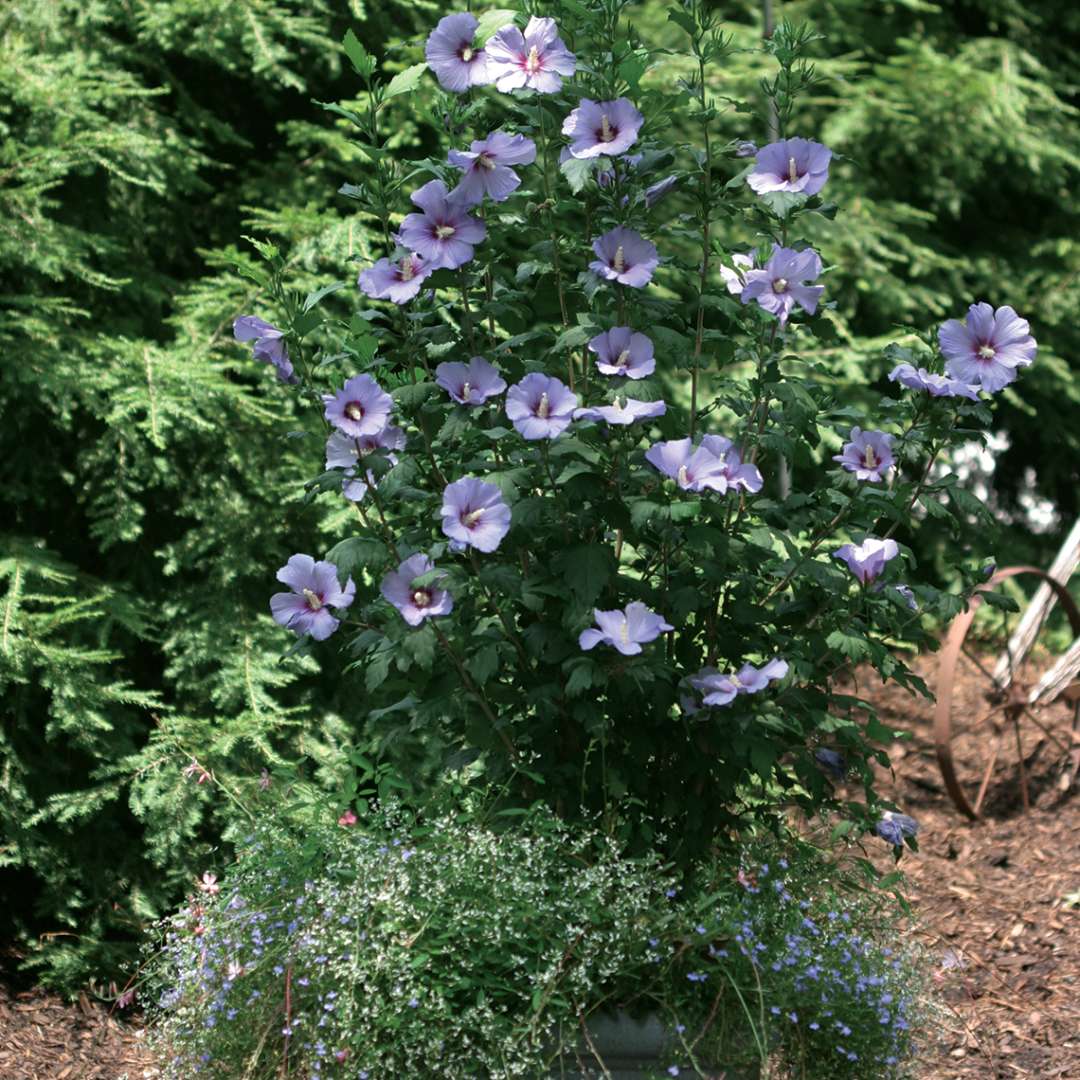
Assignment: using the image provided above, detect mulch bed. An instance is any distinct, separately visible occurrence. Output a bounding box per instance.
[849,652,1080,1079]
[0,981,156,1079]
[1,652,1077,1079]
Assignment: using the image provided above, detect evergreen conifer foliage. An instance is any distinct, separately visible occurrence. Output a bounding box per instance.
[0,0,428,989]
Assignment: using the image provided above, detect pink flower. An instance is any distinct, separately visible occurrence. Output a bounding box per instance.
[183,759,212,785]
[338,809,358,827]
[197,872,220,895]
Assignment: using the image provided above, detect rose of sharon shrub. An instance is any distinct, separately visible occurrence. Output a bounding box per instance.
[232,4,1028,856]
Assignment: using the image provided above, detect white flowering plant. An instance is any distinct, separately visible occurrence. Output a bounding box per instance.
[233,1,1026,855]
[147,806,930,1078]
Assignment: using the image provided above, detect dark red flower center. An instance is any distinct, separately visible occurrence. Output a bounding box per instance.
[345,402,365,421]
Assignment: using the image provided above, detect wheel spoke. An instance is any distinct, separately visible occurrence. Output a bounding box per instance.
[961,644,1003,688]
[1013,718,1030,810]
[951,702,1009,739]
[1018,703,1070,755]
[973,732,1004,817]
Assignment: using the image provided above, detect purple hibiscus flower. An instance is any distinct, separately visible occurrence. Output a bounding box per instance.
[688,658,788,708]
[887,363,980,401]
[579,602,674,656]
[814,748,846,781]
[440,477,512,553]
[562,98,644,159]
[505,373,579,440]
[719,252,755,296]
[575,397,667,426]
[589,327,656,379]
[448,130,537,205]
[875,811,919,847]
[357,253,432,305]
[233,315,297,384]
[747,137,832,197]
[938,302,1036,393]
[590,227,659,288]
[833,427,894,483]
[270,555,355,641]
[325,426,405,502]
[740,245,824,326]
[397,180,486,270]
[645,437,728,493]
[435,356,507,405]
[644,174,679,208]
[424,13,492,92]
[891,584,918,611]
[485,16,576,93]
[834,537,900,585]
[581,153,678,209]
[687,669,738,707]
[699,435,764,493]
[323,374,393,438]
[380,553,453,627]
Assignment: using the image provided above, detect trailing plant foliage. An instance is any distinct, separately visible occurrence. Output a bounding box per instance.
[148,806,929,1078]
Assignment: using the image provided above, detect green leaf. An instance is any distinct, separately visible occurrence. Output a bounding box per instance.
[667,8,697,36]
[758,191,809,220]
[980,590,1020,613]
[401,625,436,669]
[385,62,428,99]
[326,537,387,580]
[343,29,377,77]
[825,629,871,661]
[468,645,501,686]
[559,154,594,195]
[618,53,647,89]
[351,334,379,364]
[749,742,776,782]
[302,280,347,312]
[392,382,438,408]
[242,234,280,262]
[475,9,517,43]
[365,648,392,692]
[565,659,600,697]
[552,544,615,607]
[292,309,322,338]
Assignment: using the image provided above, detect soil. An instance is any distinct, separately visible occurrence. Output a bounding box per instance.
[850,652,1080,1080]
[0,980,156,1079]
[0,654,1077,1079]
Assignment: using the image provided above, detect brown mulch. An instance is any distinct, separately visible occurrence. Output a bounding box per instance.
[1,653,1078,1079]
[848,653,1080,1079]
[0,982,156,1080]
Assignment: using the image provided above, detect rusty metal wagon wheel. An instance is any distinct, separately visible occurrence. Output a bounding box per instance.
[935,566,1080,819]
